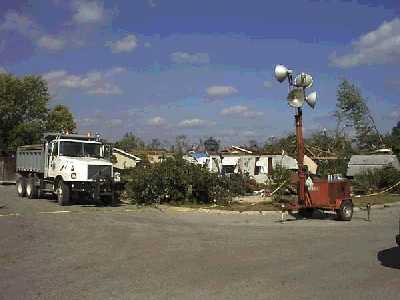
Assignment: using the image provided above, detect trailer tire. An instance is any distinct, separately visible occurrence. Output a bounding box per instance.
[56,179,70,206]
[16,177,27,197]
[298,208,314,218]
[26,177,38,199]
[336,200,353,221]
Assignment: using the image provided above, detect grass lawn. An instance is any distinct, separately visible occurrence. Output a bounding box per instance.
[166,193,400,211]
[352,194,400,207]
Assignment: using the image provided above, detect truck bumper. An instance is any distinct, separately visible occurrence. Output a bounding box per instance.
[69,180,113,195]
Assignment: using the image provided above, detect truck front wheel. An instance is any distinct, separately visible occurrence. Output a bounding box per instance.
[56,180,70,206]
[336,200,353,221]
[16,177,26,197]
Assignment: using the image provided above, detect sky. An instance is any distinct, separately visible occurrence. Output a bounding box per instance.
[0,0,399,146]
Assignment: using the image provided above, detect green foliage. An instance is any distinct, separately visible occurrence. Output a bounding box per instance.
[306,129,352,176]
[203,137,220,153]
[353,165,400,194]
[0,74,50,151]
[385,121,400,158]
[266,164,292,201]
[46,104,76,133]
[124,155,253,205]
[115,132,146,152]
[335,79,382,151]
[263,134,297,156]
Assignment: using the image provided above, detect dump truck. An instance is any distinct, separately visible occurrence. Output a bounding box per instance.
[16,133,120,205]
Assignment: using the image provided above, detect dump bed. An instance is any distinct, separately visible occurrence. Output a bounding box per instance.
[16,144,45,173]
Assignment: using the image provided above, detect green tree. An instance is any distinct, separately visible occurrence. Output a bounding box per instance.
[148,138,161,150]
[335,80,382,151]
[0,74,50,151]
[386,121,400,158]
[305,130,352,176]
[174,135,188,154]
[115,132,145,152]
[203,136,220,153]
[264,134,297,156]
[46,104,76,133]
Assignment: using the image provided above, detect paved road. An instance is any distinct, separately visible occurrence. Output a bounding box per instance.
[0,185,399,300]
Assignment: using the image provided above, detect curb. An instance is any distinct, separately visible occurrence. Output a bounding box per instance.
[162,200,400,216]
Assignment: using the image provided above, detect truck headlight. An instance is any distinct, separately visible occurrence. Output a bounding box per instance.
[113,172,121,182]
[71,173,77,179]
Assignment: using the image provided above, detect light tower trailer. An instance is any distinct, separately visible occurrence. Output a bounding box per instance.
[16,133,120,205]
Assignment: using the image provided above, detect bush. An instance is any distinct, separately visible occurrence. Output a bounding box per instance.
[123,155,253,205]
[353,165,400,194]
[266,164,292,201]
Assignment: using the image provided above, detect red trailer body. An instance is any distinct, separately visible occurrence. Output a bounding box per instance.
[307,179,351,209]
[287,177,354,221]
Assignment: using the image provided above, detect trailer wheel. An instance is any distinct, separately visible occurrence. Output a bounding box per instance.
[298,208,314,218]
[56,180,70,206]
[26,177,38,199]
[336,200,353,221]
[16,177,26,197]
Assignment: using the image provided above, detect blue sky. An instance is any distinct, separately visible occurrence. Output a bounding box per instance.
[1,0,399,146]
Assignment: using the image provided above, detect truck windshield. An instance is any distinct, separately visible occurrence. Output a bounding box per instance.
[59,141,103,158]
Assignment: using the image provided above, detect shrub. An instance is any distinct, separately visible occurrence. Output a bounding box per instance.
[123,155,253,205]
[353,165,400,194]
[266,164,292,201]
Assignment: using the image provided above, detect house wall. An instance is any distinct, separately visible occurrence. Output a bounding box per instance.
[113,152,138,170]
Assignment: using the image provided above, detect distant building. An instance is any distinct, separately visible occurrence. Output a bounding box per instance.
[112,148,141,171]
[347,154,400,177]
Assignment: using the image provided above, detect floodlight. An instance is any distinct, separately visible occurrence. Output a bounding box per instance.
[294,73,313,88]
[305,91,317,109]
[287,88,305,108]
[274,65,289,82]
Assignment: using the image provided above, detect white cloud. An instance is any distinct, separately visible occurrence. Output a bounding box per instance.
[0,10,40,38]
[42,67,123,96]
[148,0,156,8]
[330,18,400,68]
[104,66,127,77]
[88,83,122,95]
[147,116,166,126]
[263,80,273,88]
[104,118,123,128]
[107,34,138,53]
[178,118,212,128]
[0,10,67,52]
[206,85,238,99]
[72,1,106,24]
[37,35,65,51]
[170,52,210,64]
[0,67,8,74]
[220,105,264,118]
[221,105,248,115]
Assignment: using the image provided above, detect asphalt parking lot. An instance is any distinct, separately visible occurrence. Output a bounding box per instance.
[0,185,399,300]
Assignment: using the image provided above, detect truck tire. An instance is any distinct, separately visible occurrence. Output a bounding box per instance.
[26,177,38,199]
[16,177,27,197]
[56,180,70,206]
[336,200,353,221]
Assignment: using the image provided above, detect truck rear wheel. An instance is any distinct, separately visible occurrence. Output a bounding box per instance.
[336,200,353,221]
[56,180,70,206]
[26,177,38,199]
[16,177,26,197]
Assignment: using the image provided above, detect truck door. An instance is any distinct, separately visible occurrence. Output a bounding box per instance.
[47,141,59,178]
